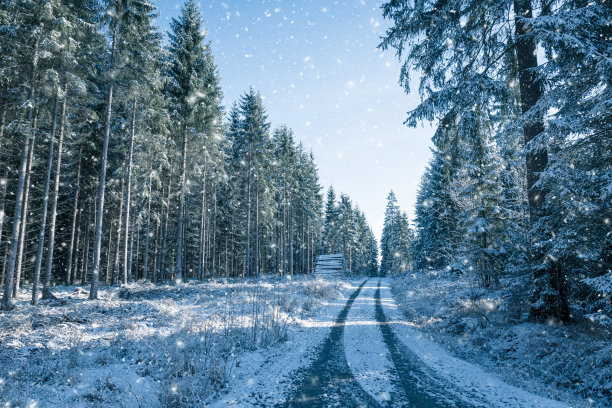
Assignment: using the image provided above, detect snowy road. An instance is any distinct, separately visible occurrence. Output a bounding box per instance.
[282,279,380,407]
[212,277,572,407]
[278,278,570,408]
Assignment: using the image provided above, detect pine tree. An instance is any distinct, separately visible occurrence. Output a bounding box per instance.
[338,194,355,273]
[166,0,222,282]
[380,191,412,275]
[322,186,339,254]
[451,109,505,287]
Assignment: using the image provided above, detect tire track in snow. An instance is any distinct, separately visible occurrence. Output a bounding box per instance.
[375,279,475,407]
[281,278,379,408]
[378,278,570,408]
[343,278,404,406]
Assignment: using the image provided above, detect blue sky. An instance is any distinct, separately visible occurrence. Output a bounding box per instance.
[155,0,434,240]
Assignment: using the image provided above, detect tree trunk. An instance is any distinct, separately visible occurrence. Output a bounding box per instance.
[105,219,113,284]
[245,166,252,278]
[112,166,125,285]
[225,233,229,278]
[89,80,113,298]
[143,169,152,281]
[14,132,35,298]
[81,207,92,286]
[90,18,118,300]
[1,245,8,289]
[212,180,217,277]
[254,178,259,277]
[32,89,54,301]
[72,203,83,284]
[197,160,207,279]
[0,170,8,278]
[128,213,135,281]
[153,221,159,282]
[229,214,235,277]
[122,100,136,284]
[159,160,173,282]
[135,219,140,280]
[2,39,39,309]
[42,82,68,299]
[289,204,293,276]
[514,0,547,217]
[514,0,569,322]
[0,88,7,149]
[65,149,82,285]
[175,124,188,283]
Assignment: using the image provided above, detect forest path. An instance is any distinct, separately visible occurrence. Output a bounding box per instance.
[280,278,380,407]
[279,277,570,408]
[281,278,471,407]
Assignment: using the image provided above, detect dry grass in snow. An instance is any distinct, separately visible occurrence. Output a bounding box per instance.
[0,275,342,407]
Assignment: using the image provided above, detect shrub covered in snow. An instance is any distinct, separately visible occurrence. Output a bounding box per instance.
[391,271,611,407]
[0,275,339,407]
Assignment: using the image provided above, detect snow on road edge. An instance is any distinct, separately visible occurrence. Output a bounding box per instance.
[379,278,571,408]
[209,278,365,407]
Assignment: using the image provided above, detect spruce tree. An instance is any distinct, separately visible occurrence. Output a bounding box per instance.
[338,194,355,273]
[322,186,340,254]
[380,191,412,275]
[239,88,271,277]
[412,150,457,271]
[451,109,505,287]
[166,0,222,282]
[379,0,550,318]
[1,0,47,309]
[380,191,398,276]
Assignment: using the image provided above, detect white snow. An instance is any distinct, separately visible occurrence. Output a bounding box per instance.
[209,278,357,407]
[344,279,398,405]
[378,278,571,408]
[0,276,347,407]
[0,276,594,407]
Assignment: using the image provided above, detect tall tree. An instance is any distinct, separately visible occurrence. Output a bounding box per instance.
[89,0,121,300]
[380,0,610,322]
[237,88,271,277]
[322,186,340,254]
[338,194,355,273]
[380,191,412,275]
[166,0,222,282]
[379,0,551,318]
[1,0,45,309]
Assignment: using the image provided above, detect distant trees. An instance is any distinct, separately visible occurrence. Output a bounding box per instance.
[380,191,412,276]
[0,0,380,309]
[380,0,611,323]
[321,186,378,276]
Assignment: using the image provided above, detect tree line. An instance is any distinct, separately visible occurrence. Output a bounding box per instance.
[380,0,610,324]
[0,0,378,309]
[379,191,412,277]
[321,186,379,276]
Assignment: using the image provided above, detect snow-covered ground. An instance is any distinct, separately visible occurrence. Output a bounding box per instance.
[0,276,348,407]
[390,271,611,408]
[344,280,398,405]
[342,278,572,407]
[1,274,605,407]
[209,278,359,406]
[379,278,570,407]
